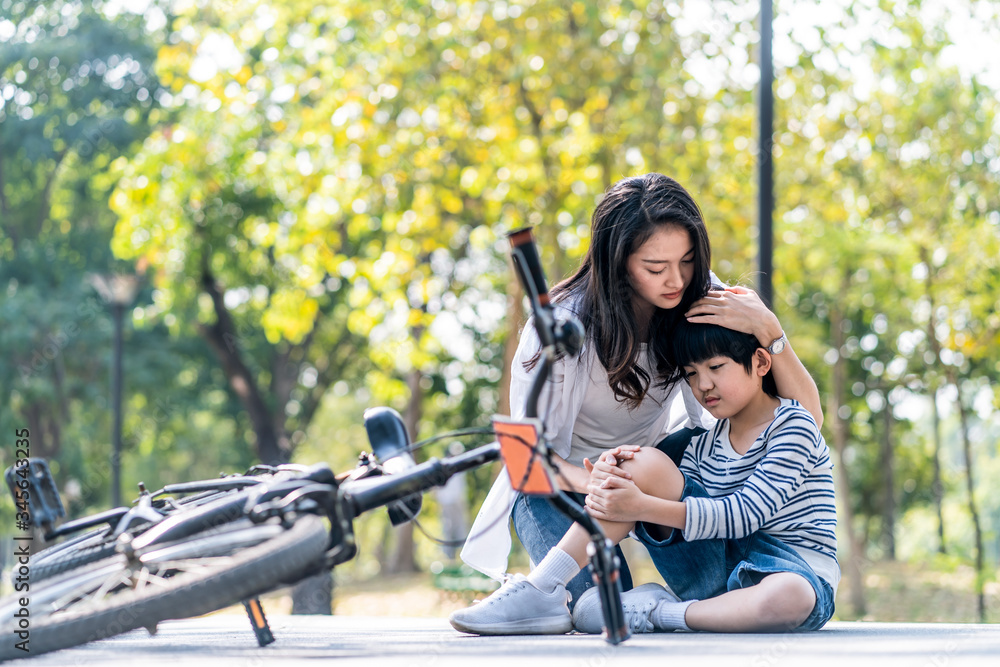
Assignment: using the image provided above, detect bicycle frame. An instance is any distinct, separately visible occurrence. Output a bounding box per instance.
[508,227,629,645]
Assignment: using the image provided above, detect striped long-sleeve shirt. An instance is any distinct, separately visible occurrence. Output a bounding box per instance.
[680,398,840,590]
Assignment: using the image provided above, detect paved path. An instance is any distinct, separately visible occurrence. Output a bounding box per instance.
[9,615,1000,666]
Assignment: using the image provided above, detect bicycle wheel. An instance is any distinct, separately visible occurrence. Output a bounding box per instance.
[26,477,271,584]
[0,515,328,660]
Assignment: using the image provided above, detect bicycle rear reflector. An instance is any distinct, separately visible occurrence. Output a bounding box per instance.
[492,416,556,496]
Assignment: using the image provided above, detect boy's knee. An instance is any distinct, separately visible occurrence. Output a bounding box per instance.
[618,447,667,475]
[759,574,816,630]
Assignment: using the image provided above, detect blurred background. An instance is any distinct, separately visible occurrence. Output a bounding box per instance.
[1,0,999,622]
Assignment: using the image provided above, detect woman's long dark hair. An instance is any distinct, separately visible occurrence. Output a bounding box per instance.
[541,173,713,409]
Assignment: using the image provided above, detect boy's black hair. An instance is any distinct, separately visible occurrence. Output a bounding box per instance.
[670,319,778,397]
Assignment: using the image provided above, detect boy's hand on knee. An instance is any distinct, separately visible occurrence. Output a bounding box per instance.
[584,455,632,486]
[584,475,645,522]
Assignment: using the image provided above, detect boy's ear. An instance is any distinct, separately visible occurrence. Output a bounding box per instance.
[754,348,772,377]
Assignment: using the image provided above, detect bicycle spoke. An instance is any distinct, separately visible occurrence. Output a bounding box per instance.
[136,569,174,590]
[50,571,128,613]
[42,550,238,616]
[146,556,235,573]
[91,571,128,602]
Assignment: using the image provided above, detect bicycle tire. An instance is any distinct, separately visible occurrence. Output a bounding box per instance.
[29,527,119,581]
[0,515,328,660]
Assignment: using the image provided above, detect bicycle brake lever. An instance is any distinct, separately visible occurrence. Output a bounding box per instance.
[553,312,584,357]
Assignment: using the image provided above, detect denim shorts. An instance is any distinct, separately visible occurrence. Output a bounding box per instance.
[633,474,836,631]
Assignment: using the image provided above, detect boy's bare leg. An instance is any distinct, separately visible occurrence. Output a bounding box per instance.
[685,572,816,632]
[552,517,634,568]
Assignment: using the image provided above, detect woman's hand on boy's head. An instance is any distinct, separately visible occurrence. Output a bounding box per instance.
[685,286,782,345]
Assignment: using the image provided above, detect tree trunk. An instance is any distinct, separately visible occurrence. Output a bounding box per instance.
[0,139,12,246]
[290,570,334,615]
[498,278,524,417]
[828,298,867,616]
[382,363,423,574]
[950,374,985,622]
[24,403,48,459]
[198,268,286,464]
[385,521,418,574]
[922,246,947,554]
[518,80,565,275]
[879,395,896,560]
[930,385,947,554]
[436,450,468,560]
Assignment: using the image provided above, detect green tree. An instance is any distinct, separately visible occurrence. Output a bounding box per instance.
[0,0,264,520]
[0,0,161,476]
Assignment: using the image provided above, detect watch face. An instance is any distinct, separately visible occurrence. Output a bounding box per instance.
[770,337,786,354]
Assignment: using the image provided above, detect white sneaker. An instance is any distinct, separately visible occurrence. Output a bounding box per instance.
[448,574,572,635]
[572,582,680,634]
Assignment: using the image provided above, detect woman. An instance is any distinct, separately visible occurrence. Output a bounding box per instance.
[460,173,822,608]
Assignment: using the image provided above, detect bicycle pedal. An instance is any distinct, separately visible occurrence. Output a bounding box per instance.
[243,598,275,647]
[5,458,65,531]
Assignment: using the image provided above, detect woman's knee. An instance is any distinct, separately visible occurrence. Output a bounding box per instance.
[619,447,685,501]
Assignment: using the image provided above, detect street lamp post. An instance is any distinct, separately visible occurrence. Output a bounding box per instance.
[758,0,775,309]
[90,273,140,508]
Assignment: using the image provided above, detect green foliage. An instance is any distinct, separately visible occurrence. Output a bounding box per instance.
[771,1,1000,568]
[3,0,1000,594]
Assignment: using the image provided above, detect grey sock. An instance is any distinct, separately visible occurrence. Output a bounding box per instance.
[526,548,581,593]
[655,599,696,631]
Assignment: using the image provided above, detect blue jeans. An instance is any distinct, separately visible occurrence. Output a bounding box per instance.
[634,475,836,631]
[512,491,633,608]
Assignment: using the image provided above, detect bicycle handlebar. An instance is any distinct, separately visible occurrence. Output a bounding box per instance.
[341,443,500,517]
[507,227,584,417]
[508,227,555,344]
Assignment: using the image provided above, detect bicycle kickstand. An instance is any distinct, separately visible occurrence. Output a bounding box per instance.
[586,536,628,644]
[242,597,275,647]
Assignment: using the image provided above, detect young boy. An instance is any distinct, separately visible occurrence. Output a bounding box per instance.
[449,320,838,635]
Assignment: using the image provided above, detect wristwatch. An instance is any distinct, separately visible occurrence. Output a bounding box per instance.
[767,332,788,355]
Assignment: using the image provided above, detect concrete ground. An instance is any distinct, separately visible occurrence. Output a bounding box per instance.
[8,615,1000,666]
